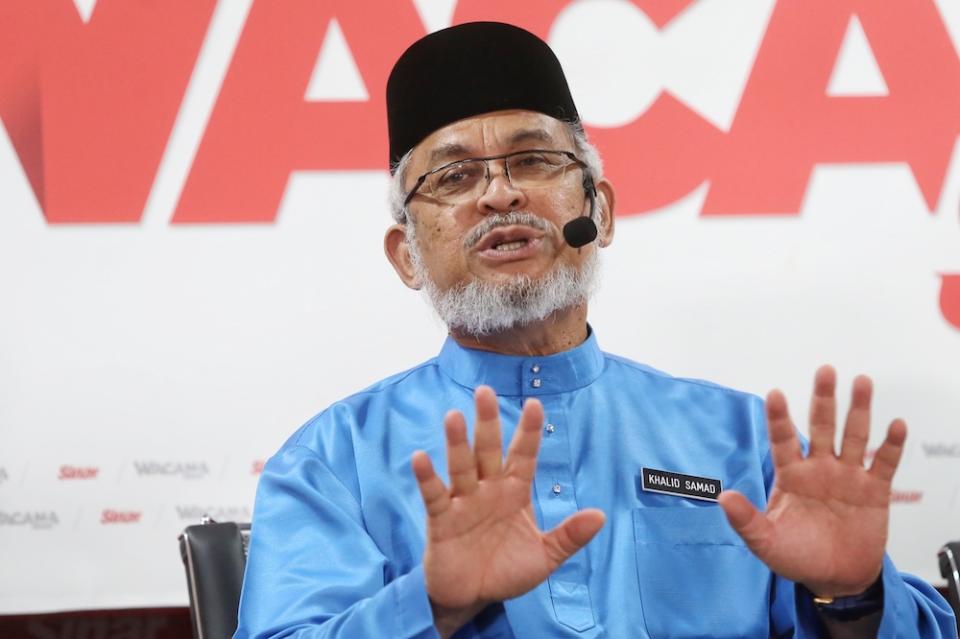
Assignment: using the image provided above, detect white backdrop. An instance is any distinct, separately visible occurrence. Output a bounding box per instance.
[1,0,959,613]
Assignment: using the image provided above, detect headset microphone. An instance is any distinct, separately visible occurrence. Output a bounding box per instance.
[562,174,599,248]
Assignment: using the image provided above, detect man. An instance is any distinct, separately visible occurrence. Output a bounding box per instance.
[234,22,954,638]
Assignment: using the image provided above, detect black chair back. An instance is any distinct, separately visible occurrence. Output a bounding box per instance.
[937,542,960,635]
[179,520,251,639]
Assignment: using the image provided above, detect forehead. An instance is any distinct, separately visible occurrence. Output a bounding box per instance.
[408,110,574,175]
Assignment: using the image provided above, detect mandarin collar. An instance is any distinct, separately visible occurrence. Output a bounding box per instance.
[436,328,605,397]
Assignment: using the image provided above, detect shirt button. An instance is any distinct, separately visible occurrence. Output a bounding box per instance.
[552,483,562,495]
[531,364,541,373]
[531,379,542,388]
[545,423,556,434]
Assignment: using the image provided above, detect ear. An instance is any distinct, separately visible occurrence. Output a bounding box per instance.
[594,178,616,247]
[384,223,422,290]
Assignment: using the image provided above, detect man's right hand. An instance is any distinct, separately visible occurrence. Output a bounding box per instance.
[411,385,606,638]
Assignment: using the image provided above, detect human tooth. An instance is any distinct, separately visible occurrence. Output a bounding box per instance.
[494,240,527,251]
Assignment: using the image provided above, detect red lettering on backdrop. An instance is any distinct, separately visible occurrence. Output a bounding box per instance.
[451,0,722,216]
[1,0,957,328]
[5,0,957,223]
[705,0,960,215]
[0,1,216,222]
[173,0,426,223]
[58,465,99,480]
[890,490,923,504]
[940,275,960,330]
[456,0,960,217]
[100,509,142,524]
[453,0,960,329]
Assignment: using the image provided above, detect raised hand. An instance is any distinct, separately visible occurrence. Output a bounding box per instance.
[412,385,605,637]
[718,366,906,598]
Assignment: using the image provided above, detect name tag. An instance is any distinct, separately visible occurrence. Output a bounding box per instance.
[641,467,722,502]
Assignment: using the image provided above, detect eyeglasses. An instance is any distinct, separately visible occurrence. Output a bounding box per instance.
[403,149,588,207]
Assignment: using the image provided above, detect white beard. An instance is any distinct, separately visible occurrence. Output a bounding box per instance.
[406,212,601,336]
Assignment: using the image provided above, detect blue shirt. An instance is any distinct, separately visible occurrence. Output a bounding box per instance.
[235,332,954,638]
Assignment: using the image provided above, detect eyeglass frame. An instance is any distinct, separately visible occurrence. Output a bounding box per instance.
[402,148,590,208]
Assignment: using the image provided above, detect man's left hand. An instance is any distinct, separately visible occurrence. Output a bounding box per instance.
[718,365,906,598]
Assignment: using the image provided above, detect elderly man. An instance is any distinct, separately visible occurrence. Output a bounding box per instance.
[234,22,954,638]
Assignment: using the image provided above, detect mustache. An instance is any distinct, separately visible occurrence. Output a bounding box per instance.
[463,212,551,249]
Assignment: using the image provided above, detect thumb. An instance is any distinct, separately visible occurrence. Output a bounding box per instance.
[543,508,606,566]
[718,490,774,560]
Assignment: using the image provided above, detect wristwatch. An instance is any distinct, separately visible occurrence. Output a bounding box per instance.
[810,578,884,622]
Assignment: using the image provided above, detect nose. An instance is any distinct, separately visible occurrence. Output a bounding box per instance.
[475,162,527,214]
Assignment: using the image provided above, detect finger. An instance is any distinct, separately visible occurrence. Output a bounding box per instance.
[718,490,775,561]
[412,451,451,517]
[473,386,504,479]
[868,419,907,483]
[807,365,837,457]
[839,375,872,466]
[504,398,545,483]
[766,390,803,469]
[444,411,478,496]
[542,508,606,567]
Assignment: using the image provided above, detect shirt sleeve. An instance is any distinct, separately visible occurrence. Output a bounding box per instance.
[873,557,957,638]
[233,444,440,639]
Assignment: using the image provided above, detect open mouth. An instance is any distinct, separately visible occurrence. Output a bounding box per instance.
[491,238,530,252]
[475,225,545,254]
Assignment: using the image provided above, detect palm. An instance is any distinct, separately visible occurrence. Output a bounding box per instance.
[425,476,565,606]
[412,386,604,612]
[719,366,906,597]
[760,453,891,594]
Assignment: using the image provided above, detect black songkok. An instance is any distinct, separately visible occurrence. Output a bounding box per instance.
[386,22,580,172]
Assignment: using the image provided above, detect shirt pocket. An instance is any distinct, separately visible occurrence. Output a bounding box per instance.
[633,507,770,639]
